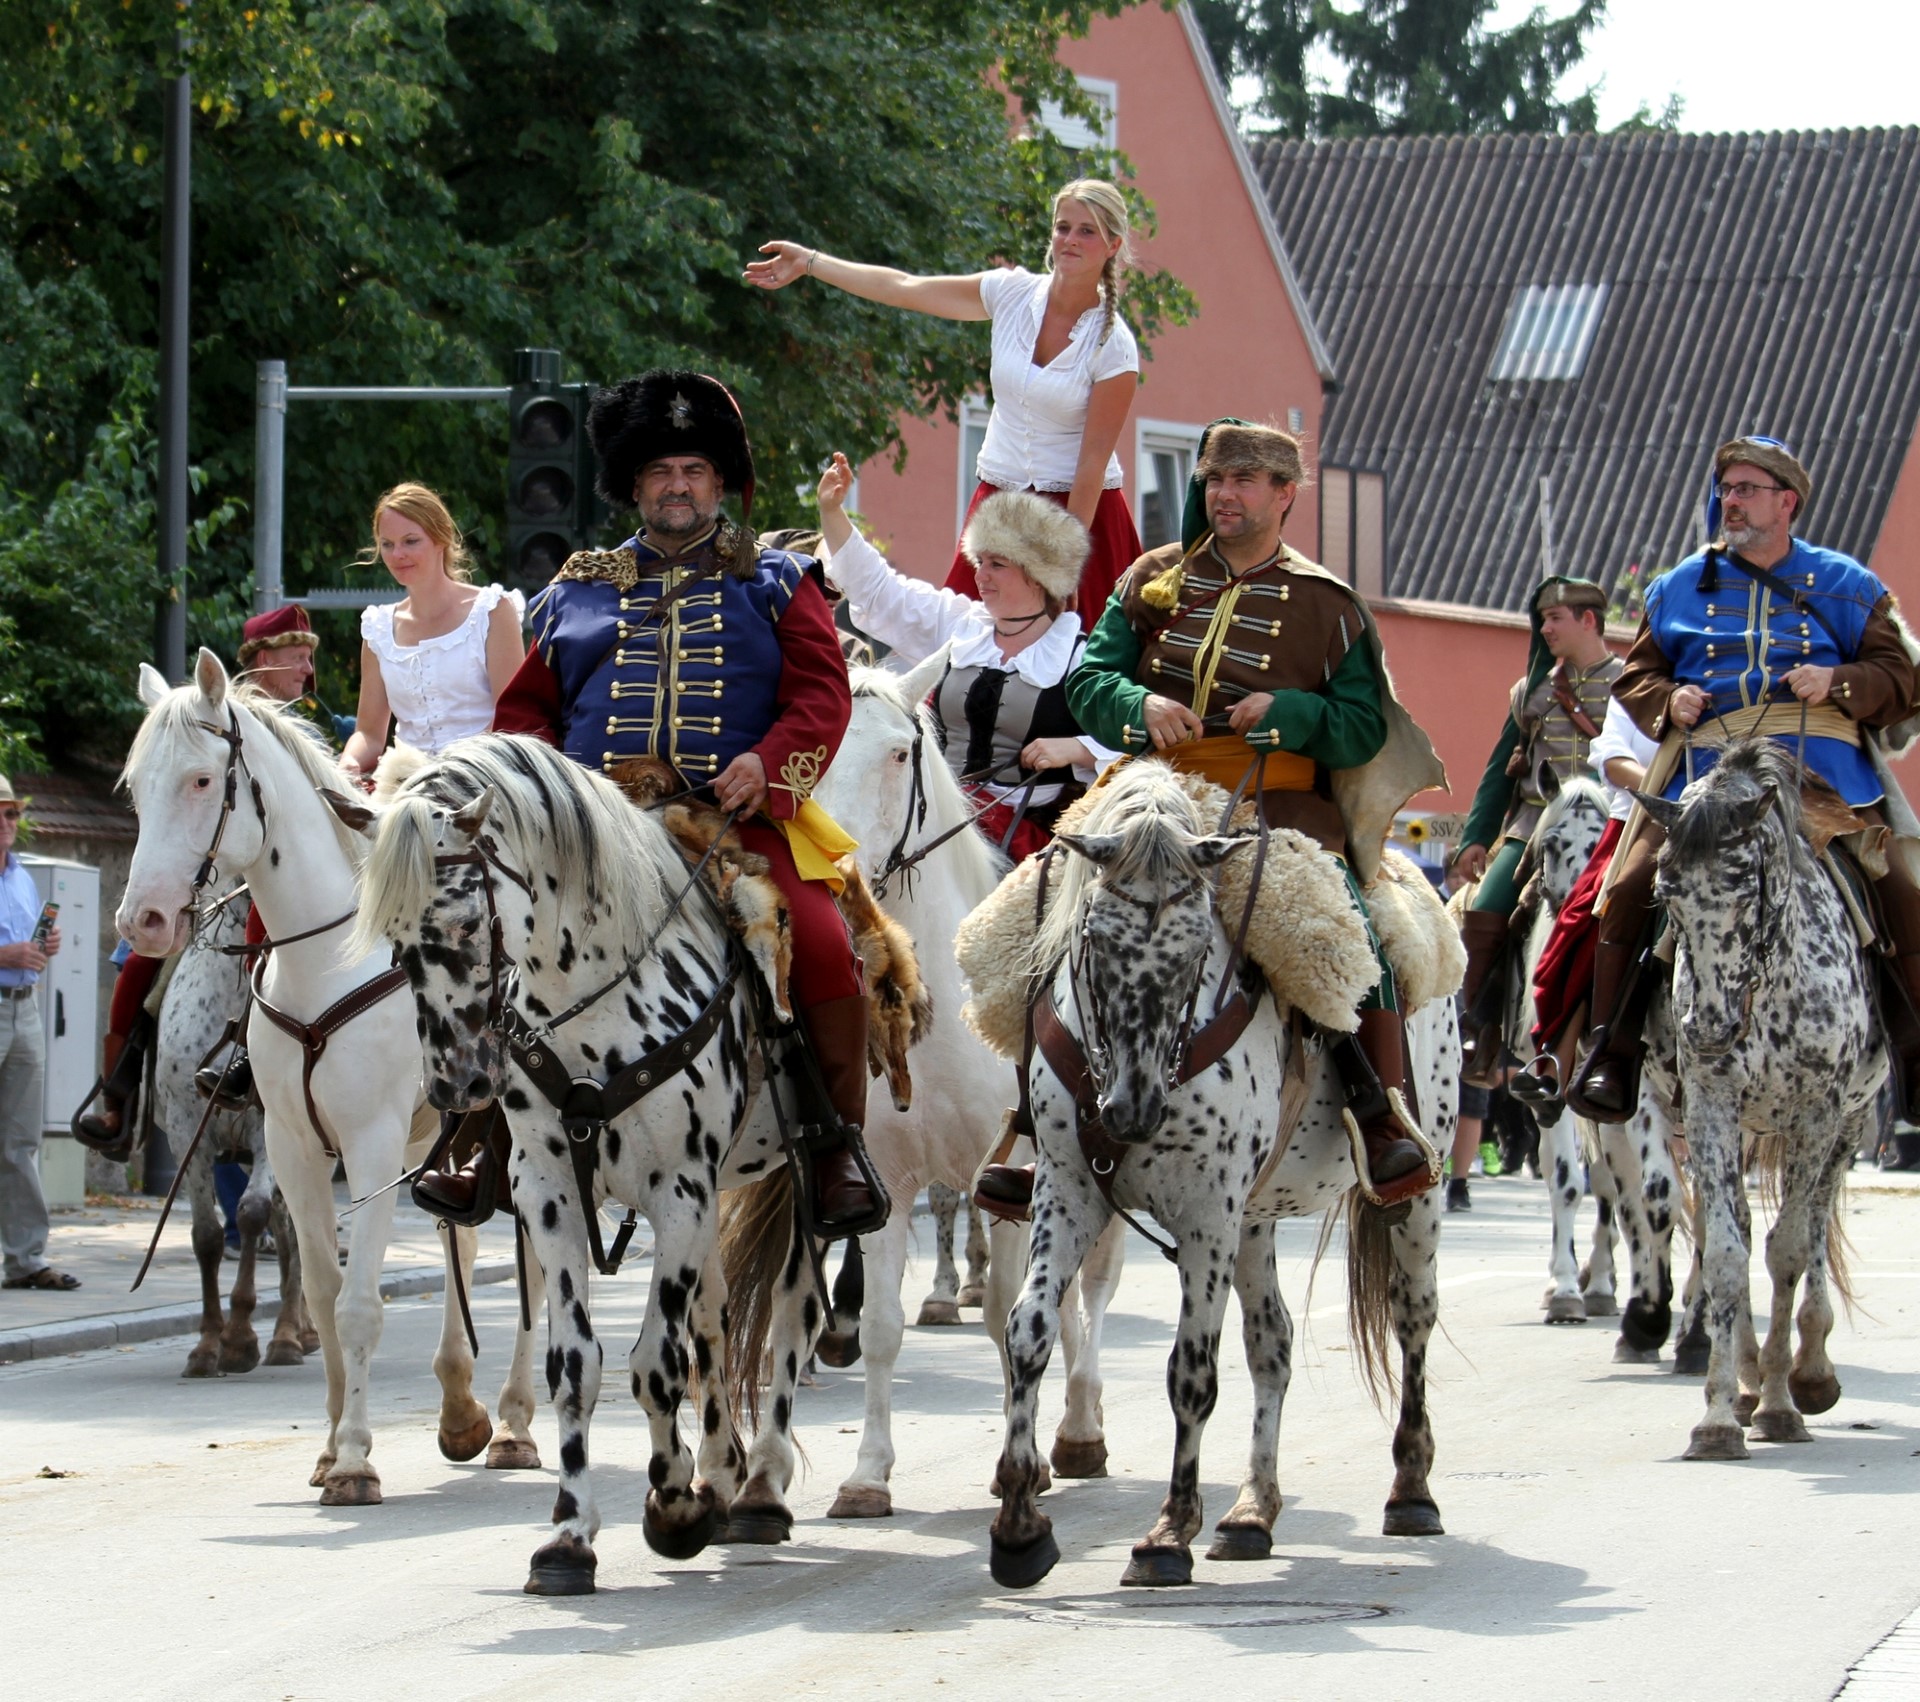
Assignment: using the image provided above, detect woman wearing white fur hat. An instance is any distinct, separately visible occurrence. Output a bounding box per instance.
[816,451,1115,861]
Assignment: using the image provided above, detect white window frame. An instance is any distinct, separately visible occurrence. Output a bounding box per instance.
[1036,75,1118,152]
[1488,283,1610,382]
[1135,419,1205,553]
[957,394,993,534]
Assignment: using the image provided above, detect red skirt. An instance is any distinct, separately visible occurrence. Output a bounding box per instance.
[942,482,1143,624]
[972,795,1054,864]
[1531,817,1622,1048]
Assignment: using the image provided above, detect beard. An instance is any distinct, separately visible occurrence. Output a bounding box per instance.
[1721,517,1762,554]
[641,494,720,542]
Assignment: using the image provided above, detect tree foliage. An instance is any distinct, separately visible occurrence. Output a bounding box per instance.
[1195,0,1604,138]
[0,0,1191,764]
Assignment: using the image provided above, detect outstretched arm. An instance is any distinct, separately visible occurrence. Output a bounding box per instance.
[744,241,990,322]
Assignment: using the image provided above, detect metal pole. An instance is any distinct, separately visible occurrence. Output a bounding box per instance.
[1538,473,1557,581]
[153,35,191,686]
[253,361,287,614]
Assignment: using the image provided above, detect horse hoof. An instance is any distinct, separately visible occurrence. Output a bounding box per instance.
[828,1484,894,1519]
[1580,1292,1620,1319]
[1620,1300,1672,1354]
[1685,1424,1751,1462]
[989,1528,1060,1590]
[525,1535,597,1595]
[1049,1437,1109,1479]
[1673,1341,1710,1376]
[486,1436,542,1471]
[1544,1294,1587,1325]
[1750,1407,1812,1445]
[1383,1498,1445,1536]
[299,1331,320,1355]
[218,1340,261,1375]
[1733,1392,1759,1426]
[319,1472,383,1506]
[1613,1338,1661,1365]
[956,1282,985,1308]
[644,1493,718,1560]
[183,1350,223,1379]
[916,1299,963,1327]
[813,1330,862,1370]
[308,1459,335,1489]
[438,1410,492,1463]
[1120,1544,1193,1588]
[1205,1524,1273,1561]
[720,1504,793,1545]
[263,1339,306,1368]
[1789,1370,1842,1415]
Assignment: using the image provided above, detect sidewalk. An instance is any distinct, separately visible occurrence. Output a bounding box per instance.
[0,1182,528,1364]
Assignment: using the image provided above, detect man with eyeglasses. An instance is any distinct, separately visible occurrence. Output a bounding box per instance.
[1567,435,1920,1122]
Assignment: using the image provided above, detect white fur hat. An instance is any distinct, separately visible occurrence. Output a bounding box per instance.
[960,491,1090,603]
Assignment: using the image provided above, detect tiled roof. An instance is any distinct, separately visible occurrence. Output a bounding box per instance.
[1253,129,1920,611]
[11,770,137,844]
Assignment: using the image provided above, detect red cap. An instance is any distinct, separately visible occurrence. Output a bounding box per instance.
[237,604,319,664]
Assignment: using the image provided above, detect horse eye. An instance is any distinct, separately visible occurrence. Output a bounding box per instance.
[893,749,909,764]
[194,775,211,790]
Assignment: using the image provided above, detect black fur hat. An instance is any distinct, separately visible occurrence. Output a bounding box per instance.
[586,370,756,518]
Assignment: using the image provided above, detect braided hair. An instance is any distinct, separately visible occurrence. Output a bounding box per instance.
[1050,178,1132,347]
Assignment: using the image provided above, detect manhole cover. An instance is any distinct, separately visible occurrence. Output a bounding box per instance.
[1026,1596,1390,1630]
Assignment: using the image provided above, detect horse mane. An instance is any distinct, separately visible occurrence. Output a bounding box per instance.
[124,679,370,872]
[1032,760,1207,977]
[1668,737,1811,874]
[351,734,689,964]
[847,663,1007,896]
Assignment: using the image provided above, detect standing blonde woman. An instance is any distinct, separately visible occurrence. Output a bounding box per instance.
[746,179,1143,617]
[339,483,526,780]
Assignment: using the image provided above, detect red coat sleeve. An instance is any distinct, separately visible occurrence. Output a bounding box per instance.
[491,645,562,743]
[754,575,853,821]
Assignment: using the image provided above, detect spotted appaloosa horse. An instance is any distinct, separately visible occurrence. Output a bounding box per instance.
[988,761,1457,1590]
[1636,739,1872,1459]
[351,732,831,1594]
[1503,778,1683,1350]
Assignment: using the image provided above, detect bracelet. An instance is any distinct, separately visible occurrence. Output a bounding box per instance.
[805,249,818,277]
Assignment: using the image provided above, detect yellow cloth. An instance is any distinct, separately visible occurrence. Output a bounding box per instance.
[1169,734,1315,795]
[778,800,857,894]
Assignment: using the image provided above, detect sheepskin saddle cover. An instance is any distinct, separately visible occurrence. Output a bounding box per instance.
[956,766,1463,1060]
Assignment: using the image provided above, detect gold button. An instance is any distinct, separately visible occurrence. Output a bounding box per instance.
[1280,587,1290,600]
[673,717,683,728]
[675,649,685,661]
[606,718,616,734]
[1269,621,1282,635]
[1260,654,1270,668]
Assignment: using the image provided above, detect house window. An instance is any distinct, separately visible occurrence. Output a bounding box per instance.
[957,395,993,533]
[1136,422,1203,552]
[1321,465,1388,597]
[1488,283,1609,382]
[1035,76,1117,152]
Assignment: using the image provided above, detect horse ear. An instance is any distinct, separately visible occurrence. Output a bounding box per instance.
[321,788,377,834]
[451,786,496,839]
[1630,790,1682,833]
[136,663,171,708]
[892,643,951,713]
[193,646,230,707]
[1056,830,1122,866]
[1183,833,1250,868]
[1731,789,1778,835]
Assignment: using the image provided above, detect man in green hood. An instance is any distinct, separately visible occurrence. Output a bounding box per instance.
[1452,578,1618,1091]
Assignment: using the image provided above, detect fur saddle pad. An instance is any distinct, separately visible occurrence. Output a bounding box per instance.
[956,768,1464,1061]
[609,759,931,1109]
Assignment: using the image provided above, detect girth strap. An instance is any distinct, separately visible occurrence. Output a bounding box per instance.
[248,956,411,1160]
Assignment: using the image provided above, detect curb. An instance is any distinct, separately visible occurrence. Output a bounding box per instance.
[0,1260,518,1366]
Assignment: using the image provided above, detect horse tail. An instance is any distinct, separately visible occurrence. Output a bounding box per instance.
[1747,1131,1856,1310]
[1310,1189,1399,1409]
[718,1166,796,1426]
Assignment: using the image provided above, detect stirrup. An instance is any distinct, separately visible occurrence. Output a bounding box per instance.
[804,1127,892,1242]
[70,1078,135,1160]
[1342,1091,1442,1210]
[410,1110,502,1230]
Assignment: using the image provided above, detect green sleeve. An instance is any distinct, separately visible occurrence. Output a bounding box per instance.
[1459,719,1522,849]
[1066,598,1155,752]
[1249,636,1387,769]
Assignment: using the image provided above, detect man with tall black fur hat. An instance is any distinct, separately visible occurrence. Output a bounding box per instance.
[476,369,881,1232]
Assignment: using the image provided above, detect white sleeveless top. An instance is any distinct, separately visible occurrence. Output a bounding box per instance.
[360,583,525,753]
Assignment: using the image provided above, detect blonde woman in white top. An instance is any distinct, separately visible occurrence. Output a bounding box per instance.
[746,178,1142,617]
[339,483,526,780]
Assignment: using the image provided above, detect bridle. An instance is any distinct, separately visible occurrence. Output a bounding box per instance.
[186,705,267,921]
[431,836,538,1041]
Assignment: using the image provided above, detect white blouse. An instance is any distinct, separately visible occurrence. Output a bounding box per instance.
[824,527,1117,798]
[361,583,524,754]
[1588,696,1659,822]
[973,268,1139,494]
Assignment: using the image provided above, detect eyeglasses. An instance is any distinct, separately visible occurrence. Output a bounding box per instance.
[1716,480,1788,503]
[0,809,21,824]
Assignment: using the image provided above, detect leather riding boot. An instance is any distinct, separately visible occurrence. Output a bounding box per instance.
[1458,908,1512,1076]
[1335,1008,1440,1207]
[1881,952,1920,1124]
[74,1032,136,1158]
[1565,938,1644,1121]
[412,1106,508,1227]
[973,1163,1035,1220]
[196,1043,256,1110]
[801,995,885,1235]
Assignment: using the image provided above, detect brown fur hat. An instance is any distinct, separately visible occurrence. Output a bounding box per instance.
[1714,437,1812,508]
[960,491,1090,603]
[1194,423,1305,487]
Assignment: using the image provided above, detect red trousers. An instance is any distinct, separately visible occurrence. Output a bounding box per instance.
[107,951,163,1036]
[732,818,862,1008]
[943,483,1143,624]
[1530,817,1622,1049]
[972,794,1053,864]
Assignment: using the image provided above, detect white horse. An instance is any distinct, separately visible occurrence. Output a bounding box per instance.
[988,761,1457,1590]
[1636,739,1872,1459]
[805,658,1125,1517]
[351,731,840,1594]
[117,653,538,1502]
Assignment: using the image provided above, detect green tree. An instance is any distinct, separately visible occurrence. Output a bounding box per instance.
[1197,0,1604,138]
[0,0,1191,762]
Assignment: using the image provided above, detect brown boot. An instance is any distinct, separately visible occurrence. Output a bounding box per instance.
[973,1163,1035,1221]
[74,1033,136,1158]
[1880,951,1920,1124]
[1565,938,1644,1121]
[1458,909,1512,1081]
[802,995,887,1235]
[411,1107,507,1228]
[1335,1008,1441,1206]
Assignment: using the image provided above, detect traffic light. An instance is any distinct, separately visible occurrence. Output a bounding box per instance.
[505,348,603,591]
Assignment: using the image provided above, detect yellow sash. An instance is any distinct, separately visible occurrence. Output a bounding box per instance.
[777,800,857,894]
[1168,735,1315,796]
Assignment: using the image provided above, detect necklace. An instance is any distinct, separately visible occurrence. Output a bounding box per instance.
[993,609,1049,636]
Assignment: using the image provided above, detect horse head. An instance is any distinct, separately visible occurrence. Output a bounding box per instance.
[1637,740,1799,1058]
[1054,808,1245,1145]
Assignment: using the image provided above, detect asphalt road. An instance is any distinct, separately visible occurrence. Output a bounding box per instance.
[3,1176,1916,1701]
